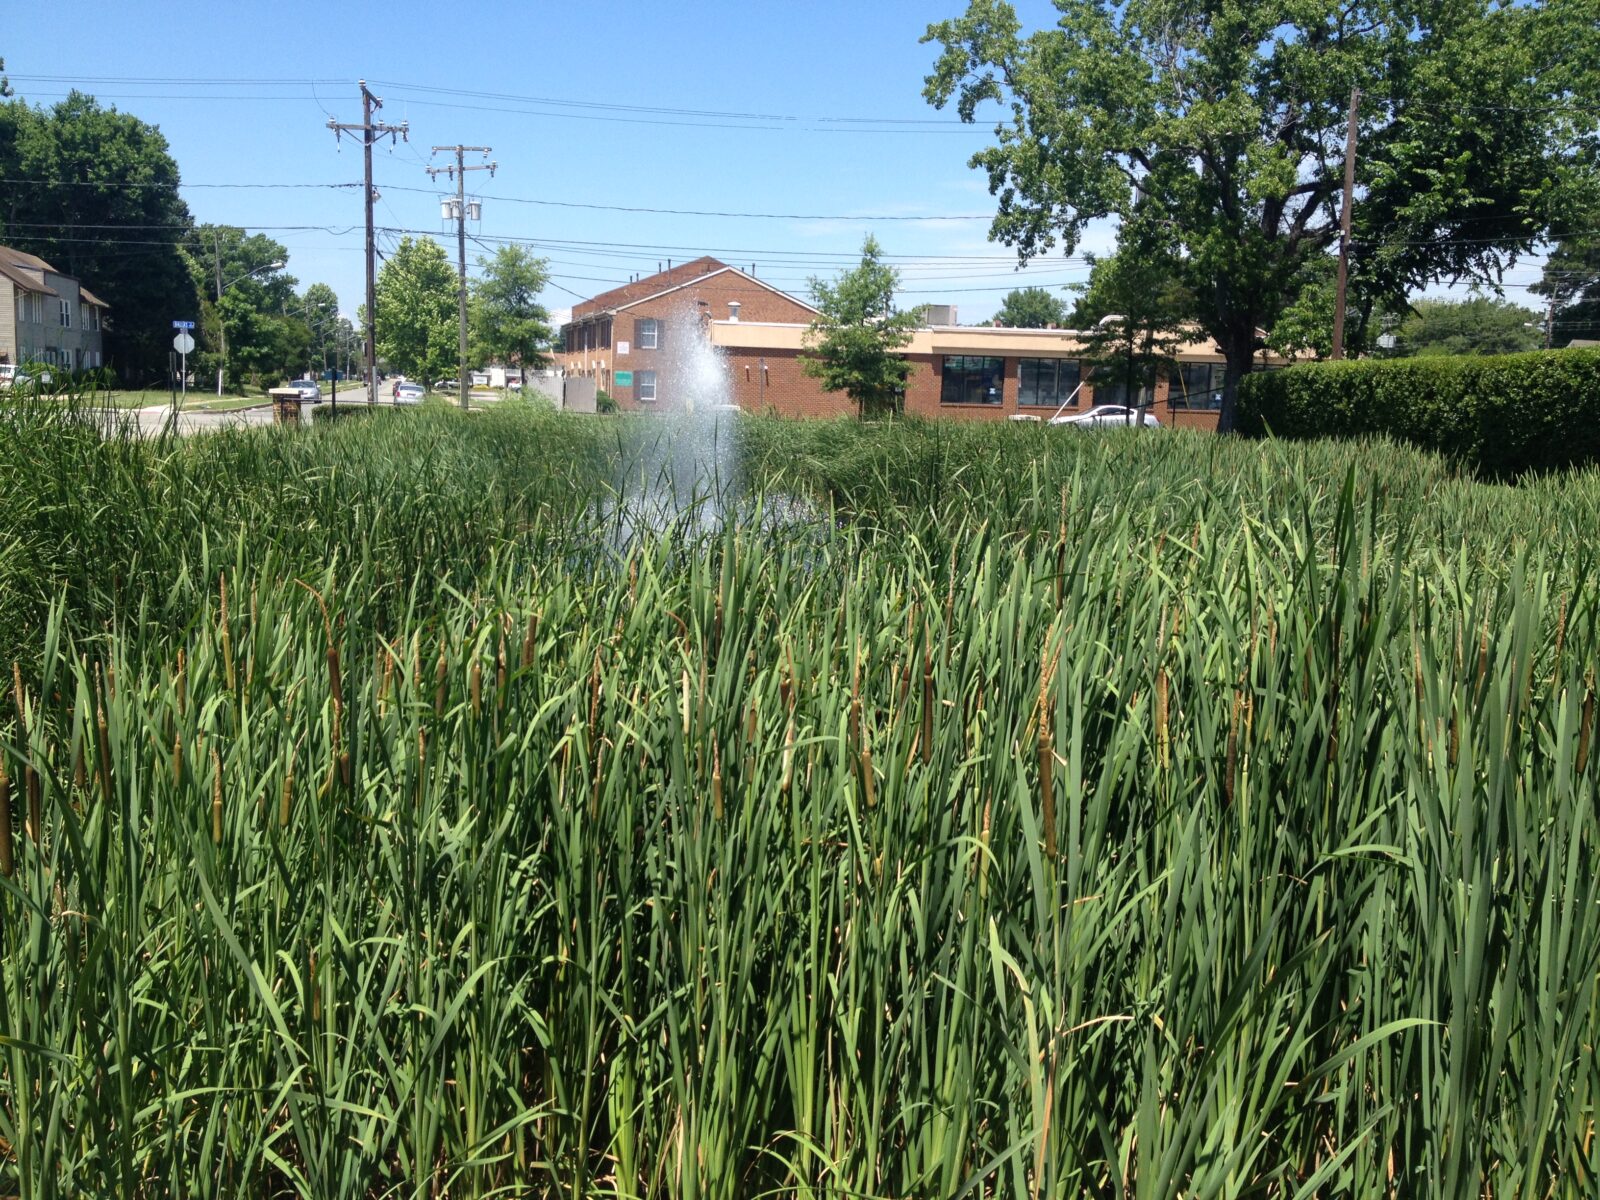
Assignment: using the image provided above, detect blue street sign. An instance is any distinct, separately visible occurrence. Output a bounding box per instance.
[172,320,195,330]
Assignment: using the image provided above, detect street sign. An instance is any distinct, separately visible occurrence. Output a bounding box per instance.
[173,332,195,354]
[172,320,195,330]
[614,370,634,387]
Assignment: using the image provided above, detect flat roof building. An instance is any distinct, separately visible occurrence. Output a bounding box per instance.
[558,260,1291,427]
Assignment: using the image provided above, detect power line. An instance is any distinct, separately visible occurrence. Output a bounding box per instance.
[375,184,995,221]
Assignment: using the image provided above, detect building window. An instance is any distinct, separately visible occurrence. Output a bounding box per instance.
[1091,371,1155,409]
[638,318,659,350]
[91,307,101,332]
[939,355,1004,405]
[601,319,612,349]
[636,369,657,402]
[59,299,71,328]
[1170,363,1224,409]
[1018,358,1081,407]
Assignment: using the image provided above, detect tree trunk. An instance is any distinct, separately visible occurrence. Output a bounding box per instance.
[1215,332,1257,434]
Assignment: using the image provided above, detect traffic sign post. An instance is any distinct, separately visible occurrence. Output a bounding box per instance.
[172,329,195,423]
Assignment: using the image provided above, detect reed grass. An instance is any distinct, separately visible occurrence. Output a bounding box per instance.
[2,394,1600,1196]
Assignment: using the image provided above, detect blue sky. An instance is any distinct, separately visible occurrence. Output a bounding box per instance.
[4,0,1544,325]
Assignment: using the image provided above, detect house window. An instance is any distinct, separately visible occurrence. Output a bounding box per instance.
[939,355,1004,405]
[601,319,612,349]
[1018,358,1081,408]
[638,318,659,350]
[636,369,657,402]
[59,299,71,328]
[1171,362,1224,410]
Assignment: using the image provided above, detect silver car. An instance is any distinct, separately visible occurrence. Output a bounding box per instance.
[393,381,426,405]
[1049,404,1161,429]
[287,378,323,404]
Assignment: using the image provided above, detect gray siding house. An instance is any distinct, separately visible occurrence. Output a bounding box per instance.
[0,245,109,371]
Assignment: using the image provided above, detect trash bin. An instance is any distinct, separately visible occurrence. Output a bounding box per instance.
[269,387,303,427]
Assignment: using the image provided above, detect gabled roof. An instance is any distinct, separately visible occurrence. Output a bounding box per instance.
[568,257,819,324]
[0,262,46,294]
[79,287,110,308]
[573,256,727,318]
[0,245,60,275]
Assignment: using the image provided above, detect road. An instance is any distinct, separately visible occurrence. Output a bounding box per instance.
[99,390,502,438]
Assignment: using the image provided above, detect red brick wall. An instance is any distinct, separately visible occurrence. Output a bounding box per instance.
[718,347,1222,430]
[558,270,816,412]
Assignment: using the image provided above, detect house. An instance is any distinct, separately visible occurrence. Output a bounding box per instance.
[556,257,818,410]
[558,259,1290,426]
[0,245,110,372]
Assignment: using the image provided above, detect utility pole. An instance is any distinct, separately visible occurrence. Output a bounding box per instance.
[1331,87,1361,361]
[428,145,496,411]
[328,81,407,405]
[213,230,225,396]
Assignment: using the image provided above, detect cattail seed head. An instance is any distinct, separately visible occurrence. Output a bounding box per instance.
[210,747,223,844]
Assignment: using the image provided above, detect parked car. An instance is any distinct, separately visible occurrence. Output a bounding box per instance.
[0,363,49,390]
[433,379,460,393]
[393,381,426,405]
[1049,405,1161,429]
[286,378,322,404]
[506,377,524,391]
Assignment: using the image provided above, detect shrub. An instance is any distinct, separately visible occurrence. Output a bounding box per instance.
[311,402,380,424]
[1237,347,1600,475]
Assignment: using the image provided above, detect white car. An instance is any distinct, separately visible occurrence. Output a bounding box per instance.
[393,381,426,405]
[0,363,49,390]
[1049,404,1161,429]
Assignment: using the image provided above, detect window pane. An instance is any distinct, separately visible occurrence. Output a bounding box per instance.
[1019,358,1080,407]
[637,369,657,401]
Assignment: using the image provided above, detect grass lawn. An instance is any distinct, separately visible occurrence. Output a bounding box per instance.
[101,387,272,412]
[2,399,1599,1195]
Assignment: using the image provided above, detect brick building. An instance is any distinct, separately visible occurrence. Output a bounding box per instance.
[560,260,1287,427]
[556,257,817,411]
[709,319,1289,430]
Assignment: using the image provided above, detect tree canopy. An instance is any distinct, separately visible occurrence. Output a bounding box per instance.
[470,244,554,380]
[375,236,458,382]
[924,0,1600,429]
[1389,297,1543,358]
[803,236,923,419]
[994,286,1070,328]
[1070,239,1192,414]
[1532,235,1600,347]
[0,91,196,380]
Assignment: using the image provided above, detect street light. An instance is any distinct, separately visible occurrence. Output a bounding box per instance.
[214,259,285,396]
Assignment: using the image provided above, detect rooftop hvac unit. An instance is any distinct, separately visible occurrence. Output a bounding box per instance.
[925,304,958,326]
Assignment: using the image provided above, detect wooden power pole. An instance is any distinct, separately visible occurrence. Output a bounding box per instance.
[428,146,496,411]
[328,81,407,405]
[1331,87,1361,361]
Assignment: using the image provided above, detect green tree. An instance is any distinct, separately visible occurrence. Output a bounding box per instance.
[924,0,1600,430]
[1391,297,1542,357]
[0,91,197,380]
[1532,236,1600,348]
[300,282,341,374]
[994,285,1070,328]
[1070,241,1192,420]
[179,225,296,391]
[469,244,554,384]
[803,235,923,419]
[375,237,457,383]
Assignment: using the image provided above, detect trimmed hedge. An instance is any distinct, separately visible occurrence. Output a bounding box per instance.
[1237,348,1600,475]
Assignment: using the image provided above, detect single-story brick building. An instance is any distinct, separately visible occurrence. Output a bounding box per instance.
[558,260,1290,427]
